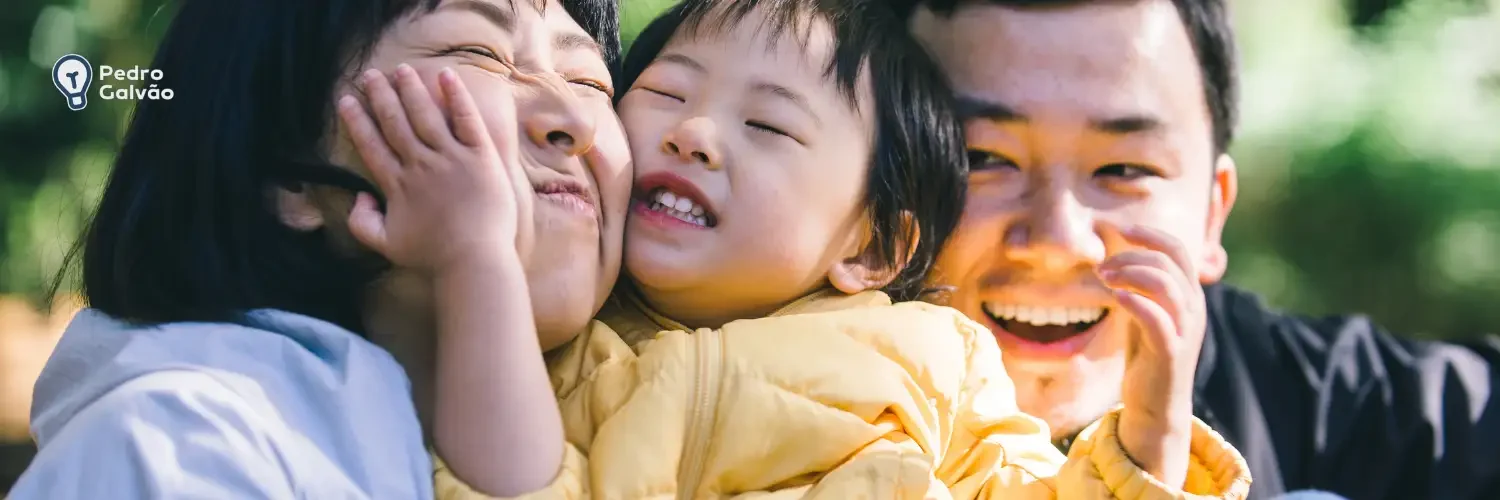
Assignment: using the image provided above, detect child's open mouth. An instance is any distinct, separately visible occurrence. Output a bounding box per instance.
[644,188,717,227]
[633,172,719,229]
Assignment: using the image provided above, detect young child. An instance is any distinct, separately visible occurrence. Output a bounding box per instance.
[339,0,1252,498]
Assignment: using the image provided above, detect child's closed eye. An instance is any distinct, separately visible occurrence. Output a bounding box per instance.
[639,87,685,103]
[745,120,796,141]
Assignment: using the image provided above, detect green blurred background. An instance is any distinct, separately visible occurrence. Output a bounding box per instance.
[0,0,1496,491]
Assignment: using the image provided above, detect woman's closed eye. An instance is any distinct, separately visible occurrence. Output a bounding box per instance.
[445,46,515,70]
[569,78,613,98]
[448,46,500,60]
[967,150,1019,171]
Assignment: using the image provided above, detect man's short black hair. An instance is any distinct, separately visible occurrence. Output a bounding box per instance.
[913,0,1239,155]
[618,0,970,302]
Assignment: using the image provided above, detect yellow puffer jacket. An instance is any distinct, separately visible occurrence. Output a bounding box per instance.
[435,290,1251,499]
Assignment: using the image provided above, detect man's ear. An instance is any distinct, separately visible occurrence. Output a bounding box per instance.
[273,183,326,232]
[828,211,921,295]
[1200,154,1238,284]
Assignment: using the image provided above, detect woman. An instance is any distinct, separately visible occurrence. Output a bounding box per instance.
[10,0,627,497]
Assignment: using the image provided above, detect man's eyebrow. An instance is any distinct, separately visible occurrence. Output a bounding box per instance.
[956,95,1026,122]
[440,0,516,32]
[656,53,706,73]
[555,33,602,57]
[957,94,1165,135]
[1090,114,1164,135]
[752,81,821,127]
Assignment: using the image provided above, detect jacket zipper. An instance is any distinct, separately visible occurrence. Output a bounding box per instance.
[677,329,723,500]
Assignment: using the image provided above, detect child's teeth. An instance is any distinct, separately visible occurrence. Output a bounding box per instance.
[646,188,710,227]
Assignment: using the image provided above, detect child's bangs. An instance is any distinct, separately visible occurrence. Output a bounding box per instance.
[673,0,874,108]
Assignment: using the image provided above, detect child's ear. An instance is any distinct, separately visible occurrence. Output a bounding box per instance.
[272,183,327,232]
[827,211,921,295]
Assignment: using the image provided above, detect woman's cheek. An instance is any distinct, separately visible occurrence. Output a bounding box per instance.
[460,78,521,144]
[593,109,631,180]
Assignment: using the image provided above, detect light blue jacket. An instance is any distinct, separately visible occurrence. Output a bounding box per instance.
[9,309,433,499]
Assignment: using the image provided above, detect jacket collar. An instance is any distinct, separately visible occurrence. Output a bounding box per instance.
[617,284,887,331]
[598,284,889,347]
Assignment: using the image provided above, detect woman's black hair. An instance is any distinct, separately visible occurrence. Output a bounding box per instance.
[54,0,621,333]
[617,0,968,302]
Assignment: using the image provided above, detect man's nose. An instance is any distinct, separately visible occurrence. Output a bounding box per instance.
[519,76,597,160]
[1002,188,1107,272]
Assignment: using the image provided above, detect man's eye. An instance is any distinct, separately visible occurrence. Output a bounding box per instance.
[1094,163,1160,179]
[966,150,1018,171]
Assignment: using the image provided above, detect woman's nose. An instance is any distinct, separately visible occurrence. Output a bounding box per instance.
[520,78,597,158]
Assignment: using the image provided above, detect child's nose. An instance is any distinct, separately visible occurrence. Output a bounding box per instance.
[662,117,722,170]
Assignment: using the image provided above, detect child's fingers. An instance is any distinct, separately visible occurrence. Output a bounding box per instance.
[1099,249,1177,277]
[361,69,423,163]
[393,64,452,151]
[1101,250,1188,290]
[439,68,491,149]
[488,81,526,194]
[1121,226,1195,279]
[1115,289,1175,356]
[347,192,390,256]
[1101,263,1184,324]
[336,95,400,192]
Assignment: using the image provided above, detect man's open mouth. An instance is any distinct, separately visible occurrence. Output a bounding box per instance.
[981,303,1110,344]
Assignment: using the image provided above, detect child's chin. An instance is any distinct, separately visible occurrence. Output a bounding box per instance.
[625,253,710,292]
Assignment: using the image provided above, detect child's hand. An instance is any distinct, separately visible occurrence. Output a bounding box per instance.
[1097,226,1206,488]
[338,64,534,272]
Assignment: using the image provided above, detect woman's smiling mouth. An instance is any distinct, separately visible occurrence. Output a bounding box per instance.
[533,178,597,218]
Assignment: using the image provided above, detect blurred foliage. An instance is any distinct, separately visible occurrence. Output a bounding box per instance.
[0,0,1495,338]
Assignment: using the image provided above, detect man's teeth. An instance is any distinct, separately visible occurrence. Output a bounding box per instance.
[986,303,1105,326]
[650,189,709,226]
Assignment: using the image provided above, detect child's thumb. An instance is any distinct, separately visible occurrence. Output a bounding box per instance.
[347,192,389,255]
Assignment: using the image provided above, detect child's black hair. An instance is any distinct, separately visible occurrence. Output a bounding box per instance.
[52,0,621,333]
[617,0,969,302]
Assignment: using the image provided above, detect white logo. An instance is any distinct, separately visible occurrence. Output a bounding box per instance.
[53,54,92,111]
[97,65,175,102]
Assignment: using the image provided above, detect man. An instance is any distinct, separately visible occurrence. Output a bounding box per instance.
[905,1,1500,499]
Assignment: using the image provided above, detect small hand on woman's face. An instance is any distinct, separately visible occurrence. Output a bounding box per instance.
[328,0,631,348]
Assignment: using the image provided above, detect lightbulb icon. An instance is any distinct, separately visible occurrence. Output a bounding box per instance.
[53,54,93,111]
